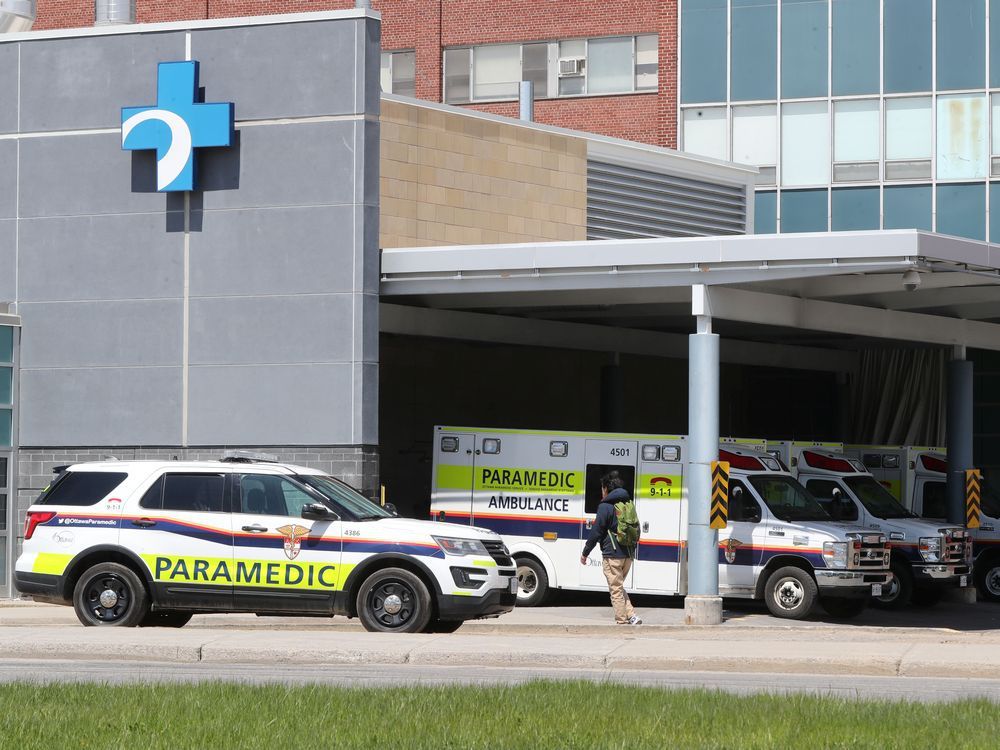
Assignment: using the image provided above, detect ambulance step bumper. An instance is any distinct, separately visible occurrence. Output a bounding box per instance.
[437,588,517,621]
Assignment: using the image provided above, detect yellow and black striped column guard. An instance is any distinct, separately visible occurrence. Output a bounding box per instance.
[710,461,730,530]
[966,469,982,529]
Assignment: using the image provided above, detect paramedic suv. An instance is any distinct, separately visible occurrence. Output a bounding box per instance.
[15,453,517,632]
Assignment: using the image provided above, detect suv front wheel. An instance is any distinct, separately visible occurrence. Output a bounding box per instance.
[72,562,149,627]
[357,567,433,633]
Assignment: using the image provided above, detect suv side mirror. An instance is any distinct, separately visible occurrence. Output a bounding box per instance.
[302,502,336,521]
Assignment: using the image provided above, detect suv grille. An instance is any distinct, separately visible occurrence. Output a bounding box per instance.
[483,540,513,567]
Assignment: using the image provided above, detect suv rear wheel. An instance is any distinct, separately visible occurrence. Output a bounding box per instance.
[357,567,433,633]
[72,562,149,627]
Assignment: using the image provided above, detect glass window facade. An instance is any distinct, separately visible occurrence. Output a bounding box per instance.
[937,0,985,91]
[832,187,879,230]
[682,108,727,160]
[755,191,778,233]
[938,183,986,240]
[883,185,933,230]
[884,0,932,94]
[682,0,727,103]
[782,102,830,186]
[938,94,989,180]
[0,326,11,449]
[991,183,1000,242]
[733,105,777,181]
[832,0,879,95]
[781,189,828,232]
[732,0,777,102]
[781,0,828,99]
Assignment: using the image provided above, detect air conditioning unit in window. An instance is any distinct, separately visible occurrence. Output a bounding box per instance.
[558,57,586,76]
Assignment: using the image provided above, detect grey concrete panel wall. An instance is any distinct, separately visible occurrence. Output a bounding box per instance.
[187,205,357,297]
[17,215,184,302]
[18,32,186,133]
[0,141,16,219]
[198,121,359,211]
[0,45,18,135]
[187,363,355,445]
[0,221,14,303]
[18,300,182,368]
[190,21,364,121]
[188,294,355,365]
[19,367,182,445]
[18,134,175,219]
[362,16,381,117]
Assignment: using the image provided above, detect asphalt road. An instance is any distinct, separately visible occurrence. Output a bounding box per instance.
[0,659,997,703]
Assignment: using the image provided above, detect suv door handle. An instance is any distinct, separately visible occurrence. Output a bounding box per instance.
[131,518,156,528]
[242,524,268,533]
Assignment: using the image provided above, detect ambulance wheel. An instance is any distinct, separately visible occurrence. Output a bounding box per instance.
[975,558,1000,602]
[514,557,549,607]
[72,562,149,627]
[763,566,817,619]
[819,596,867,620]
[140,611,193,628]
[357,567,432,633]
[425,619,464,633]
[872,559,913,609]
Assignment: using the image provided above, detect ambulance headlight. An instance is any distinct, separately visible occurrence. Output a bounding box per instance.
[433,536,490,556]
[918,537,942,563]
[822,542,848,569]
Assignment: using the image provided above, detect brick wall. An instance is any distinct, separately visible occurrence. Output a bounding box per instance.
[32,0,678,146]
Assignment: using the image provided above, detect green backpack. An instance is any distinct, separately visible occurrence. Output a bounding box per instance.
[611,499,641,549]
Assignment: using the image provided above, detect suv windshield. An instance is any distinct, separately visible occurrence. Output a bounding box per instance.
[747,475,831,522]
[296,475,392,521]
[844,475,914,519]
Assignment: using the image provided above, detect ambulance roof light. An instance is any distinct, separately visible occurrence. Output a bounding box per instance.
[883,455,900,469]
[719,449,764,471]
[481,438,501,455]
[440,436,460,453]
[549,441,568,458]
[801,450,855,473]
[642,445,660,461]
[662,445,681,462]
[920,455,947,474]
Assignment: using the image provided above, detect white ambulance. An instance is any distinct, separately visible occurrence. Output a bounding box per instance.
[431,427,891,620]
[770,442,971,608]
[15,453,517,632]
[849,445,1000,603]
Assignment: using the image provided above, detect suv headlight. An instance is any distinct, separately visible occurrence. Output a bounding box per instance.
[918,536,942,563]
[433,536,489,557]
[823,542,848,569]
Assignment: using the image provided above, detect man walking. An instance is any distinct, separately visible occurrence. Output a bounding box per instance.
[581,471,642,625]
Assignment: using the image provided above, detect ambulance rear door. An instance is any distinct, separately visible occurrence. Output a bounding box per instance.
[431,429,476,525]
[580,439,638,589]
[632,440,684,594]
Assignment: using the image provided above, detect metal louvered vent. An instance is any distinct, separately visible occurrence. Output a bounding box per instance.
[587,160,748,240]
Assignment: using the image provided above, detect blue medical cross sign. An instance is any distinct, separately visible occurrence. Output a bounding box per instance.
[121,61,234,192]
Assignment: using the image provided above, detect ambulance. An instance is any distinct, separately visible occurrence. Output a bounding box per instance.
[15,453,517,632]
[769,441,971,608]
[431,427,892,620]
[848,445,1000,603]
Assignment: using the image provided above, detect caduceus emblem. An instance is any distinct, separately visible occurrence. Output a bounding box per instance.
[275,524,311,560]
[724,537,743,564]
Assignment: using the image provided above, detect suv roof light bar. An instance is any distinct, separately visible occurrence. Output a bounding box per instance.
[220,450,280,463]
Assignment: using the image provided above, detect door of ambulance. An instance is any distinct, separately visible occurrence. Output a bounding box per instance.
[231,471,342,614]
[633,442,684,593]
[580,439,637,589]
[433,430,476,525]
[718,478,764,593]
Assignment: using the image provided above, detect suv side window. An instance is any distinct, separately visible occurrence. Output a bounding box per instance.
[150,473,226,513]
[237,474,316,518]
[807,479,859,522]
[729,479,762,523]
[38,471,128,506]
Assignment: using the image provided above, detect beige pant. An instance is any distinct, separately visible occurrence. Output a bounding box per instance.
[602,557,635,623]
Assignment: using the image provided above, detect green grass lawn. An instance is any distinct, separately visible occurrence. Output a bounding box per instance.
[0,680,995,749]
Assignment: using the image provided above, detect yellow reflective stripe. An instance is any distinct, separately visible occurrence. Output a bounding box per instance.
[473,559,497,568]
[436,464,473,490]
[140,555,356,591]
[32,553,72,576]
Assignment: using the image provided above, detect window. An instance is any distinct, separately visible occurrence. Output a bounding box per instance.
[991,95,1000,177]
[157,473,226,513]
[682,107,727,160]
[38,471,128,507]
[992,0,1000,87]
[990,183,1000,242]
[781,189,828,233]
[238,474,317,518]
[832,187,879,231]
[474,44,520,100]
[583,465,636,515]
[635,35,658,91]
[805,479,859,522]
[884,185,932,230]
[588,37,633,95]
[380,50,415,96]
[0,327,11,363]
[733,105,777,185]
[754,191,777,234]
[781,0,828,99]
[937,0,985,91]
[833,100,879,183]
[937,94,988,180]
[729,480,762,523]
[832,0,879,96]
[884,0,932,93]
[731,0,777,102]
[781,101,829,187]
[885,98,932,180]
[444,47,471,103]
[558,39,586,96]
[937,183,986,240]
[522,43,549,98]
[681,0,727,103]
[921,481,947,519]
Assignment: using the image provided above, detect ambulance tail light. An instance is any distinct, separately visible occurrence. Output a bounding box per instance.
[801,451,855,473]
[920,455,947,474]
[718,450,763,471]
[24,511,56,540]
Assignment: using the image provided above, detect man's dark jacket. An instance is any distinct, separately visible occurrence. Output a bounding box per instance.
[582,488,632,559]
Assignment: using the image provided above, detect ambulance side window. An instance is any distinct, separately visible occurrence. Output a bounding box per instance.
[584,465,636,514]
[921,482,946,519]
[729,480,761,523]
[806,479,858,522]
